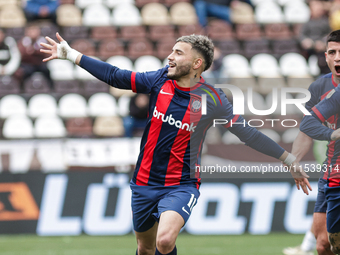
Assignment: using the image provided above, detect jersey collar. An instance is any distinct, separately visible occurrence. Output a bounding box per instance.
[332,74,338,87]
[172,77,205,91]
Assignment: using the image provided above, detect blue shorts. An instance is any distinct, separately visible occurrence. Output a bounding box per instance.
[314,178,328,213]
[130,181,200,232]
[325,184,340,233]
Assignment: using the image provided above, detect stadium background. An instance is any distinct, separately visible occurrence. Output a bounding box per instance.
[0,0,335,253]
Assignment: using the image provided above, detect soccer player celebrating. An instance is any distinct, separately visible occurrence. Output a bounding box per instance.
[41,33,311,255]
[300,30,340,255]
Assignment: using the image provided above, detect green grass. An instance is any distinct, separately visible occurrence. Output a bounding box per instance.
[0,233,314,255]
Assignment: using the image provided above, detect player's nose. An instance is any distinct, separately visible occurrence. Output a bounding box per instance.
[335,51,340,61]
[167,52,174,61]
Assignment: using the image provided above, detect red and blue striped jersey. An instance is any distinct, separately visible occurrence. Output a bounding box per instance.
[80,56,286,188]
[300,73,340,186]
[305,73,339,181]
[130,67,239,187]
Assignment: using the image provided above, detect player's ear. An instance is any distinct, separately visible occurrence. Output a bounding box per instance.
[193,58,203,71]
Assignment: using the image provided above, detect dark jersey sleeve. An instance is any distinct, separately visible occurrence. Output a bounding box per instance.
[305,80,322,112]
[300,87,340,141]
[217,91,285,159]
[79,55,168,93]
[300,116,334,141]
[310,87,340,122]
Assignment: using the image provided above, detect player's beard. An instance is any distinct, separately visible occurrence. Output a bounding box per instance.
[167,63,191,80]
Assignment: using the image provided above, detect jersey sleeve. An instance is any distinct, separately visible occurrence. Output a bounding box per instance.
[214,92,240,124]
[216,92,285,159]
[300,115,334,141]
[311,87,340,123]
[305,80,321,111]
[300,86,340,141]
[79,55,168,94]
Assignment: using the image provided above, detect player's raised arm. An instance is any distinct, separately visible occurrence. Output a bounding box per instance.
[40,33,82,64]
[40,33,164,93]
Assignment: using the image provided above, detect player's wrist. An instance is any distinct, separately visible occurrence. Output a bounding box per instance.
[57,41,80,64]
[67,48,80,63]
[284,153,296,166]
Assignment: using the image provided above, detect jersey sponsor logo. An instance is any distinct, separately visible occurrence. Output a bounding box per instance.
[0,182,39,221]
[153,106,197,132]
[160,89,173,96]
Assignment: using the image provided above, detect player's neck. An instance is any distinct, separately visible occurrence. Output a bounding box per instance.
[176,73,201,88]
[334,75,340,85]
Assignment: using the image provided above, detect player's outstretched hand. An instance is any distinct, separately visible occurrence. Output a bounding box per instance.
[331,128,340,141]
[40,32,65,62]
[40,33,80,63]
[289,162,312,195]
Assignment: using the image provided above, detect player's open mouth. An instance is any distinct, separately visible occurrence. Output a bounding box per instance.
[169,62,176,69]
[335,65,340,75]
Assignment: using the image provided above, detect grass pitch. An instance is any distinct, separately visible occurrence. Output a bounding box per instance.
[0,233,314,255]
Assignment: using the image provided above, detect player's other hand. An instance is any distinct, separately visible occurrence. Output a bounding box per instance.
[331,128,340,141]
[40,33,80,63]
[289,162,312,195]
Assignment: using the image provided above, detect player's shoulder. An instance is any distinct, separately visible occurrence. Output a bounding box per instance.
[144,66,170,88]
[309,73,333,91]
[197,80,229,109]
[198,80,225,97]
[153,66,169,79]
[332,83,340,95]
[320,83,340,102]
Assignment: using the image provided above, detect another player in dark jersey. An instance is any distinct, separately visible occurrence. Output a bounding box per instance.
[283,74,338,255]
[300,30,340,255]
[41,33,311,255]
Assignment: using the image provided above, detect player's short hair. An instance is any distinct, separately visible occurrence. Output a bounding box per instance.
[176,34,214,71]
[327,30,340,44]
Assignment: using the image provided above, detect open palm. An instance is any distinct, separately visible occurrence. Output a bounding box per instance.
[40,33,66,62]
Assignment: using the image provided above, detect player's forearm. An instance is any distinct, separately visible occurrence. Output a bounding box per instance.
[246,131,285,159]
[291,131,313,162]
[230,121,285,159]
[300,115,333,141]
[246,132,296,165]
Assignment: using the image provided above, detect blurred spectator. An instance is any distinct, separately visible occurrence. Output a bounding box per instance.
[194,0,253,27]
[16,24,51,85]
[329,0,340,31]
[23,0,59,23]
[0,29,21,76]
[299,0,331,74]
[123,94,149,138]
